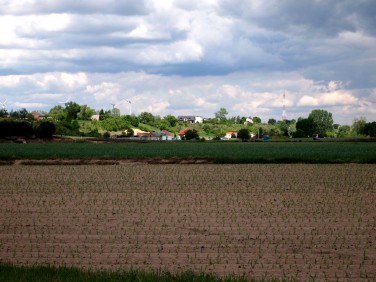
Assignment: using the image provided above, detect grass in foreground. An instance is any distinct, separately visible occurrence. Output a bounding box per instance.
[0,264,294,282]
[1,141,376,163]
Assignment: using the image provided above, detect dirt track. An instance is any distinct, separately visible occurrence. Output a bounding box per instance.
[0,164,375,281]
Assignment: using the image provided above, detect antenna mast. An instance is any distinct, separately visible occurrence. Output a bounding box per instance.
[282,92,287,121]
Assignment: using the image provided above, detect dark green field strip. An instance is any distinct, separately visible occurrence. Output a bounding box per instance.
[0,264,289,282]
[0,142,376,163]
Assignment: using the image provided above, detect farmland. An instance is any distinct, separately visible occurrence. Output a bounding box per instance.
[1,141,376,163]
[1,164,375,281]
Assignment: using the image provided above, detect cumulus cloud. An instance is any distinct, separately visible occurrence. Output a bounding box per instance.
[13,102,47,108]
[297,90,358,107]
[0,0,375,124]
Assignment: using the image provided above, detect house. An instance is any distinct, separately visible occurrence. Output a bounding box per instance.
[91,114,100,121]
[31,111,46,120]
[161,130,173,141]
[244,117,253,124]
[133,129,149,136]
[177,115,203,123]
[178,128,190,137]
[136,132,152,138]
[225,131,238,139]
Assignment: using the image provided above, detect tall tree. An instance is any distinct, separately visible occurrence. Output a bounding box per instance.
[139,112,155,124]
[99,109,111,120]
[123,115,139,127]
[362,122,376,137]
[352,117,366,135]
[184,129,199,140]
[77,105,95,120]
[308,109,334,136]
[252,116,262,124]
[295,118,315,137]
[65,102,81,121]
[49,105,66,121]
[214,108,228,122]
[237,128,250,141]
[164,114,177,127]
[0,109,8,118]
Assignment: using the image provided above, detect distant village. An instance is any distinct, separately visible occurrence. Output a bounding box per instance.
[1,101,375,140]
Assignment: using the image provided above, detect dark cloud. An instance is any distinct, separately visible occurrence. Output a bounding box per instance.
[219,0,375,36]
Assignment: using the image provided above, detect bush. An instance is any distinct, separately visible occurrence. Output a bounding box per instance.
[13,121,34,137]
[0,120,34,137]
[0,119,12,138]
[294,129,305,138]
[237,128,250,141]
[85,129,102,138]
[35,121,56,138]
[55,120,80,136]
[184,129,199,140]
[125,128,134,137]
[103,131,111,139]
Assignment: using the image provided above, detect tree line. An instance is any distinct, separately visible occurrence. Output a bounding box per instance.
[0,103,375,139]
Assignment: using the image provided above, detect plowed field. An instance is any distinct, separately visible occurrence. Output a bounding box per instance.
[1,164,375,281]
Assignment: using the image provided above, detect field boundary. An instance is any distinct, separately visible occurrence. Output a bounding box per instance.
[0,158,214,165]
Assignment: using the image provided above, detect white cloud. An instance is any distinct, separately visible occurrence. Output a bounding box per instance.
[85,82,120,102]
[0,0,375,124]
[297,90,358,107]
[13,102,47,108]
[298,95,319,107]
[136,40,203,65]
[0,70,375,124]
[60,72,88,88]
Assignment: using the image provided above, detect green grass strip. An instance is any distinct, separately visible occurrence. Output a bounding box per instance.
[0,264,295,282]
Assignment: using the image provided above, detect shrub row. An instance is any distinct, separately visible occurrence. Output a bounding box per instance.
[0,119,56,138]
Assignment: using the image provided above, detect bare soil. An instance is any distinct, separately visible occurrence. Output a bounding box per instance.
[0,164,375,281]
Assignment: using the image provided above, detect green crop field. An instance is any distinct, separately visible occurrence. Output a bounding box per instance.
[1,141,375,163]
[1,264,272,282]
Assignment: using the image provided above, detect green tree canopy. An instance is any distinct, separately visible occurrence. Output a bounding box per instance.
[308,109,334,136]
[337,125,352,137]
[0,109,8,118]
[123,115,139,127]
[184,129,199,140]
[65,102,81,121]
[237,128,250,141]
[252,116,262,124]
[295,118,315,137]
[352,117,366,135]
[49,105,66,121]
[77,105,95,120]
[99,109,112,120]
[362,122,376,137]
[164,114,177,127]
[10,108,32,120]
[139,112,155,125]
[35,121,56,138]
[214,108,228,122]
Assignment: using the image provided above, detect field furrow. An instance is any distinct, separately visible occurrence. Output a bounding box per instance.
[0,164,375,281]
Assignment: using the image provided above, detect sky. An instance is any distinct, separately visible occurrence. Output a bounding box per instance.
[0,0,375,125]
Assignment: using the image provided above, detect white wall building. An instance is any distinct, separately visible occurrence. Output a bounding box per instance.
[177,116,203,123]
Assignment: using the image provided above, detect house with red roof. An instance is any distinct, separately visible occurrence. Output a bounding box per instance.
[161,130,173,140]
[225,131,238,139]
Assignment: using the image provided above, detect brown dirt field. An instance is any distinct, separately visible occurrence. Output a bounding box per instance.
[0,164,375,281]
